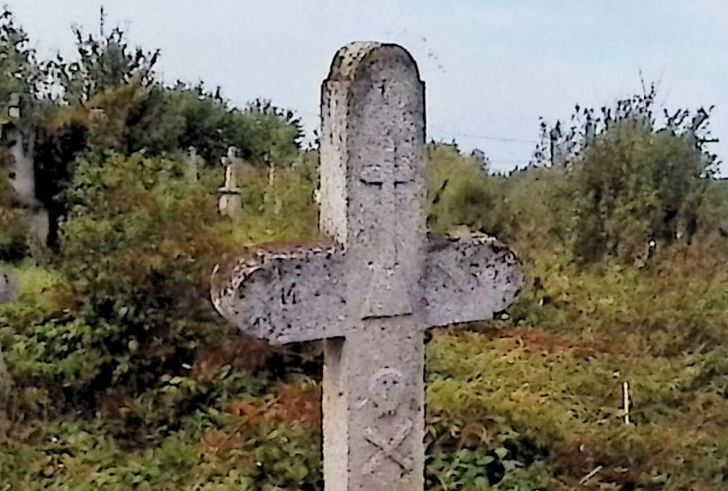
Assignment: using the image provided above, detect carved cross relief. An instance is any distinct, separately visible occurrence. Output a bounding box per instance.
[359,135,416,319]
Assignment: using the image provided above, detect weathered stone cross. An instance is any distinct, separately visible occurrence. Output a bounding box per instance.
[211,42,522,491]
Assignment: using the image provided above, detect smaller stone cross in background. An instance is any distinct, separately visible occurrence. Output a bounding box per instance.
[0,270,17,305]
[186,146,202,183]
[218,146,242,217]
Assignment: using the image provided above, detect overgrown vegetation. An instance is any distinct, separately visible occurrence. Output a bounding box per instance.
[1,7,727,491]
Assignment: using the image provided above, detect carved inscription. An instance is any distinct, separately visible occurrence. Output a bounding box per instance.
[364,419,414,474]
[363,368,414,474]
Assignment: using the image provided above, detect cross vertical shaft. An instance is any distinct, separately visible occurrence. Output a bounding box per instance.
[319,43,427,490]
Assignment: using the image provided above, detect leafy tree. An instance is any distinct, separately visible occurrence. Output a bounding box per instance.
[48,9,159,106]
[426,143,512,237]
[0,9,45,118]
[242,98,304,166]
[30,12,304,248]
[32,153,229,406]
[534,84,722,263]
[164,88,304,166]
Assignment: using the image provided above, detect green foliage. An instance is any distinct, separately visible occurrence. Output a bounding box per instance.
[426,144,511,237]
[535,85,722,263]
[570,121,713,262]
[165,85,304,166]
[25,12,304,249]
[0,8,44,118]
[422,244,728,490]
[3,153,226,416]
[2,6,728,491]
[48,10,159,106]
[0,211,29,262]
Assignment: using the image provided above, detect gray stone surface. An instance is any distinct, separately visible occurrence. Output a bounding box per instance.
[0,269,18,304]
[211,42,523,491]
[187,146,201,183]
[218,147,242,217]
[7,126,36,207]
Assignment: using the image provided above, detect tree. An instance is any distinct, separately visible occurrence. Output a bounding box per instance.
[48,8,159,106]
[534,83,721,262]
[0,9,44,117]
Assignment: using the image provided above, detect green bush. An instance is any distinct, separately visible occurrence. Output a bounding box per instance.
[426,144,512,238]
[3,153,237,416]
[534,86,722,264]
[2,7,728,490]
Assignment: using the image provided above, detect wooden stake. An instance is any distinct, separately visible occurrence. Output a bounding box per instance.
[623,381,631,425]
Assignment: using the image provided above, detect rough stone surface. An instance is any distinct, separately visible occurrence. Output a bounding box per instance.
[187,146,202,183]
[211,42,523,491]
[212,241,346,344]
[218,147,243,217]
[6,126,36,206]
[0,269,17,304]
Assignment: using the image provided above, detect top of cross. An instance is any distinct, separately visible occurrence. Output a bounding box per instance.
[327,42,422,82]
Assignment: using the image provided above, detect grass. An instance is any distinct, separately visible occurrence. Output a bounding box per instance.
[4,248,728,490]
[2,152,728,490]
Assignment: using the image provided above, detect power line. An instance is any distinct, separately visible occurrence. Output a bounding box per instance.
[434,132,538,144]
[299,117,540,148]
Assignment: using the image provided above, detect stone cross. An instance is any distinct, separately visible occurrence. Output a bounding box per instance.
[211,42,523,491]
[218,146,242,217]
[0,270,17,304]
[186,146,202,183]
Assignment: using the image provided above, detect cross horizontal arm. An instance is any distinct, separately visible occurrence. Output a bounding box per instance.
[420,233,523,329]
[211,241,347,344]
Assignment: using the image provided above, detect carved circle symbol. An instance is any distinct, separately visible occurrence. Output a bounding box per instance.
[368,367,405,416]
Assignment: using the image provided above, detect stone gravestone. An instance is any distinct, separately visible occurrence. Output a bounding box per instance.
[211,43,523,491]
[218,146,242,217]
[0,269,17,304]
[186,146,202,183]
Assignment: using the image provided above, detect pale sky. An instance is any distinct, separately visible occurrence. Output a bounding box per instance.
[8,0,727,173]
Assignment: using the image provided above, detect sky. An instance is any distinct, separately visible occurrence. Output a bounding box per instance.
[7,0,727,173]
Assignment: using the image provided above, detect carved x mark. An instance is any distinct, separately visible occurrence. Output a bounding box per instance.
[364,418,414,474]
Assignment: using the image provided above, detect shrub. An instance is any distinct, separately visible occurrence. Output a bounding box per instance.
[534,85,722,264]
